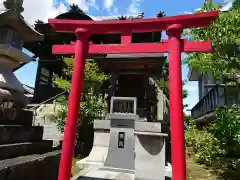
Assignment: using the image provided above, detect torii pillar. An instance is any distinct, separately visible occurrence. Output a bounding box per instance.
[49,10,219,180]
[56,29,90,180]
[167,24,185,179]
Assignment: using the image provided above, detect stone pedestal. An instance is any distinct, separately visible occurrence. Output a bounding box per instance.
[134,122,168,180]
[75,97,172,180]
[77,120,110,170]
[104,114,135,170]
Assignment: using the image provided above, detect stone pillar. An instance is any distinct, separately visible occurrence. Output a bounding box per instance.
[156,89,164,121]
[143,73,149,119]
[111,73,118,96]
[106,73,118,113]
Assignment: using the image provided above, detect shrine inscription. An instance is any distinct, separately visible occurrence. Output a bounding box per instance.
[118,132,125,148]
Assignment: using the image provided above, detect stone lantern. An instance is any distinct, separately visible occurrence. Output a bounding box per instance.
[0,0,43,115]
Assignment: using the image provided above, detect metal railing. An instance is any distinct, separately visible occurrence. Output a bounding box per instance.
[28,91,67,124]
[28,90,109,123]
[191,85,226,119]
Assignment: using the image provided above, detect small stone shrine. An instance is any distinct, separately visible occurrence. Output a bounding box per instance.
[77,96,171,180]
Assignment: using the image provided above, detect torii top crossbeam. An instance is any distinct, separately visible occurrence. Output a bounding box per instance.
[49,11,218,33]
[49,11,218,55]
[48,10,219,180]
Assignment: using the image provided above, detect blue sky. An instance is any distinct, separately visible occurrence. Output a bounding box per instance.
[15,0,228,113]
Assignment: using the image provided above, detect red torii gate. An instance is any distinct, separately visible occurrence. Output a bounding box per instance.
[48,10,219,180]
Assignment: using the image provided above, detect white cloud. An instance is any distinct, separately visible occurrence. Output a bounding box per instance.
[11,0,100,25]
[224,0,234,3]
[21,0,67,24]
[103,0,119,15]
[104,0,114,9]
[221,1,233,11]
[66,0,99,12]
[183,11,192,14]
[127,0,143,15]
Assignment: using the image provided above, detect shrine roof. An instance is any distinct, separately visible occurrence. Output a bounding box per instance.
[24,10,93,55]
[55,11,93,20]
[90,12,144,21]
[34,11,93,34]
[94,53,166,73]
[106,53,164,58]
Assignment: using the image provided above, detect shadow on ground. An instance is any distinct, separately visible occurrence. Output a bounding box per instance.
[187,158,218,180]
[209,159,240,180]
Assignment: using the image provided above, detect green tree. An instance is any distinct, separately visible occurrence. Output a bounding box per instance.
[69,3,86,14]
[210,106,240,157]
[35,19,44,24]
[48,58,109,156]
[184,0,240,80]
[232,0,240,9]
[156,11,166,18]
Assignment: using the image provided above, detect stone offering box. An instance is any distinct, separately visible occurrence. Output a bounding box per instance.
[76,97,171,180]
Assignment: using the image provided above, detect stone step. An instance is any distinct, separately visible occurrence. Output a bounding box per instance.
[0,125,43,145]
[34,124,58,130]
[34,120,56,125]
[0,110,33,126]
[43,133,63,140]
[43,126,59,131]
[0,150,61,180]
[0,140,53,160]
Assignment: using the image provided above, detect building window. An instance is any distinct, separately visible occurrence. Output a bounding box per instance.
[39,68,51,85]
[41,68,50,77]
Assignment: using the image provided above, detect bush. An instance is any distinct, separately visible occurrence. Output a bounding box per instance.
[211,106,240,157]
[185,106,240,166]
[185,120,222,165]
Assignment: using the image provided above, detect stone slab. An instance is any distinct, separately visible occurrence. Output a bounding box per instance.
[0,125,43,144]
[0,150,60,180]
[94,120,110,130]
[0,140,53,160]
[79,167,134,180]
[134,121,162,133]
[71,166,99,180]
